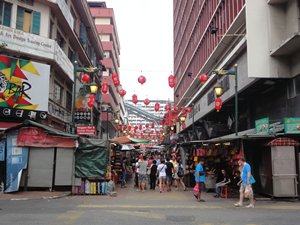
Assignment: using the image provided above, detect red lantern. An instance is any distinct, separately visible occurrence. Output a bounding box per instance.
[127,125,132,131]
[139,124,143,130]
[146,124,149,128]
[151,123,154,129]
[199,73,209,83]
[174,105,179,111]
[89,94,95,100]
[154,102,160,112]
[138,75,146,85]
[113,79,120,87]
[101,82,108,94]
[81,73,91,84]
[132,94,138,104]
[87,100,94,108]
[215,97,222,112]
[181,108,187,115]
[112,73,119,81]
[159,120,164,125]
[168,75,175,88]
[119,89,126,97]
[164,104,171,111]
[144,98,150,106]
[187,107,193,113]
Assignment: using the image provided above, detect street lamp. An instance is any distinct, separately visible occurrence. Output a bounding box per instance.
[214,86,223,97]
[179,115,186,122]
[214,64,238,136]
[89,81,98,94]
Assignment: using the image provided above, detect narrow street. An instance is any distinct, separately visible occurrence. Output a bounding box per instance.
[1,185,300,225]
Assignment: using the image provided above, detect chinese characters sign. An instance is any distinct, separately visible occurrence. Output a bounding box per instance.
[0,55,50,120]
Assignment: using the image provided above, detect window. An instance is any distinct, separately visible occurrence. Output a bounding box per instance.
[287,75,300,99]
[16,6,41,34]
[68,47,74,62]
[49,20,54,39]
[0,1,12,27]
[66,91,72,111]
[295,75,300,96]
[53,82,63,104]
[56,31,65,49]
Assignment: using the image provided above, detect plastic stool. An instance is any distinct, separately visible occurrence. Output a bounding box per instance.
[221,186,231,198]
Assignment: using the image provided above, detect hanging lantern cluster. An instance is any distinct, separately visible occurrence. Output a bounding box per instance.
[132,94,138,104]
[101,82,108,94]
[164,104,171,111]
[215,97,222,112]
[138,75,146,85]
[168,75,175,88]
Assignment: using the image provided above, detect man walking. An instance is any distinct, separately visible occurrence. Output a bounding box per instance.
[193,158,206,202]
[234,158,255,208]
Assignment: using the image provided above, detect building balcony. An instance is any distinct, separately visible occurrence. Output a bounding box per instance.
[267,0,289,5]
[0,25,74,81]
[270,33,300,56]
[45,0,74,30]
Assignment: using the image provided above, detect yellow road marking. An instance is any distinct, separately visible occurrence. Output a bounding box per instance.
[58,210,83,224]
[107,210,164,220]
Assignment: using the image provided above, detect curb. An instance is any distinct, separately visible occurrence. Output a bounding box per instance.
[0,192,71,201]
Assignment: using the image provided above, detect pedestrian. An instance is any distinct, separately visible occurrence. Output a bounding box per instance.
[165,157,174,192]
[214,169,231,197]
[149,160,157,190]
[234,158,255,208]
[157,159,167,193]
[193,158,206,202]
[137,155,148,192]
[120,157,127,188]
[174,159,186,191]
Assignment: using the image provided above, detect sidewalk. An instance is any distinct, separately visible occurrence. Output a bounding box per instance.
[0,191,71,201]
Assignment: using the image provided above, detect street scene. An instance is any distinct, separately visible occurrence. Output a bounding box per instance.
[1,0,300,225]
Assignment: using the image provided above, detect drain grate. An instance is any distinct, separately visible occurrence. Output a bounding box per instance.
[166,215,195,222]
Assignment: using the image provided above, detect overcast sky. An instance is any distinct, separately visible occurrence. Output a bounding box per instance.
[92,0,174,101]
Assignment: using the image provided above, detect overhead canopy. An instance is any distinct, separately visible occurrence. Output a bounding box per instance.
[121,144,135,151]
[267,137,299,146]
[110,136,151,144]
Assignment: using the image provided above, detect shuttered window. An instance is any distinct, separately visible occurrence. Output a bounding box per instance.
[0,2,12,27]
[16,6,41,35]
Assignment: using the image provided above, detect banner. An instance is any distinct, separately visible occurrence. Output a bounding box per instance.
[6,131,28,192]
[0,139,4,161]
[284,117,300,134]
[17,127,76,148]
[0,55,50,120]
[255,118,269,134]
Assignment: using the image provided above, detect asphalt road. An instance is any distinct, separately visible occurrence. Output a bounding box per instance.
[1,186,300,225]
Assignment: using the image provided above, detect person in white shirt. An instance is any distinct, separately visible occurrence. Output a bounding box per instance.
[157,159,167,193]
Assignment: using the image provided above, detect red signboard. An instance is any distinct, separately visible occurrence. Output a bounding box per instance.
[76,126,96,136]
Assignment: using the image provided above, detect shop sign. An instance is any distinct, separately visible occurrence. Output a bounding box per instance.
[0,107,47,120]
[77,126,96,136]
[255,117,269,134]
[74,110,92,123]
[17,127,76,148]
[284,117,300,134]
[0,54,50,114]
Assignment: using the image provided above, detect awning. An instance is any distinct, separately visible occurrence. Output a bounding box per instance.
[110,136,151,144]
[121,144,135,151]
[266,137,299,146]
[0,122,21,130]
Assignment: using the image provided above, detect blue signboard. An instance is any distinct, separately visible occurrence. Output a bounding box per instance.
[0,140,4,161]
[5,131,28,193]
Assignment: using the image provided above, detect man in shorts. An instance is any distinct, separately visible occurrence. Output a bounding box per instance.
[194,158,206,202]
[165,157,174,192]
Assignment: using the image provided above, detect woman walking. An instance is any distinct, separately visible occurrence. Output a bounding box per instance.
[174,159,186,191]
[157,159,167,193]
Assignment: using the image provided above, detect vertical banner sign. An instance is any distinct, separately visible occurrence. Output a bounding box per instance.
[284,117,300,134]
[0,140,5,161]
[6,131,28,193]
[255,118,269,134]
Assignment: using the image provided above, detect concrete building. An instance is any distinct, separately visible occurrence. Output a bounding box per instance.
[89,1,125,139]
[173,0,300,198]
[0,0,104,134]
